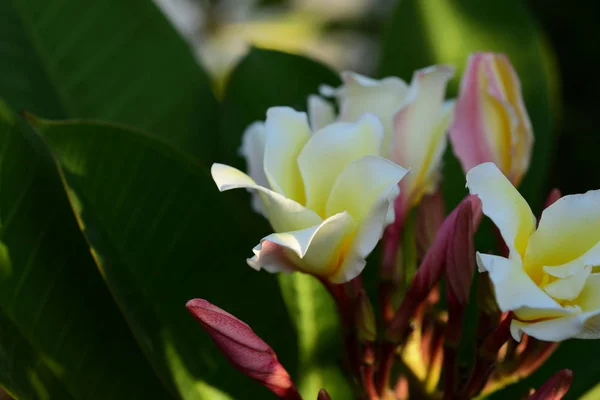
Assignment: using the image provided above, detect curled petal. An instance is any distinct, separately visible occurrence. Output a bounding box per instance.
[542,266,591,301]
[326,72,409,152]
[391,65,455,205]
[264,107,311,203]
[211,163,321,232]
[250,212,357,279]
[525,190,600,281]
[238,121,269,214]
[186,299,301,399]
[307,95,335,131]
[326,155,408,226]
[466,162,535,261]
[298,114,383,215]
[477,254,575,332]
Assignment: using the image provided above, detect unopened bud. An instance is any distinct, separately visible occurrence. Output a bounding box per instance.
[317,388,332,400]
[186,299,301,400]
[528,369,572,400]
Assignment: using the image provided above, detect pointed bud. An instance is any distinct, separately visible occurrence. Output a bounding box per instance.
[445,196,476,309]
[356,290,377,342]
[386,196,476,342]
[450,52,533,187]
[186,299,301,400]
[529,369,572,400]
[416,190,445,262]
[317,388,332,400]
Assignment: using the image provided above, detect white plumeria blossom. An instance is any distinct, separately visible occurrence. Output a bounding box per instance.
[467,162,600,342]
[212,107,409,283]
[311,65,454,208]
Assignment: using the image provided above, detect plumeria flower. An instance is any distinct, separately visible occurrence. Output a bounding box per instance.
[451,53,533,186]
[467,162,600,342]
[311,65,454,210]
[212,107,408,283]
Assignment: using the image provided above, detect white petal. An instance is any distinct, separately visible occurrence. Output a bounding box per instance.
[510,313,584,342]
[544,241,600,280]
[390,65,454,184]
[264,107,311,203]
[331,72,409,153]
[308,95,335,131]
[466,162,535,261]
[238,121,269,214]
[298,114,384,216]
[525,190,600,274]
[326,155,408,226]
[511,273,600,342]
[329,178,402,284]
[543,266,591,301]
[211,163,321,232]
[477,253,566,320]
[250,212,357,278]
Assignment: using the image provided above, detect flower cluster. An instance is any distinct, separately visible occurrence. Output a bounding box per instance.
[189,53,589,399]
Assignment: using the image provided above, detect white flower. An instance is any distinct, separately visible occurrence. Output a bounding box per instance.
[212,107,408,283]
[468,162,600,342]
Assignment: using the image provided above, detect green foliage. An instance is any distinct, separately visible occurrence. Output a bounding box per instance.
[0,105,173,399]
[0,0,218,161]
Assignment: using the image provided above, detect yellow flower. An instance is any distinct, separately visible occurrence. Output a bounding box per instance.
[468,162,600,342]
[451,53,533,186]
[212,107,408,283]
[312,65,454,209]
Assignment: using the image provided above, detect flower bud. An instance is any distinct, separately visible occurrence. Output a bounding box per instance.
[317,388,332,400]
[386,196,476,342]
[450,53,533,186]
[528,369,572,400]
[186,299,301,400]
[415,190,445,262]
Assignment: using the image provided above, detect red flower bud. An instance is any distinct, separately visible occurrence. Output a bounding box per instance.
[386,196,477,342]
[529,369,572,400]
[416,190,445,262]
[186,299,301,400]
[317,388,332,400]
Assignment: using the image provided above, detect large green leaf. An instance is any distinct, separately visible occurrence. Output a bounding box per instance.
[30,116,297,399]
[0,105,173,399]
[378,0,559,213]
[0,0,218,161]
[220,47,352,399]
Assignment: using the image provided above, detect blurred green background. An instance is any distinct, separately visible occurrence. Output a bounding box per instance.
[1,0,599,399]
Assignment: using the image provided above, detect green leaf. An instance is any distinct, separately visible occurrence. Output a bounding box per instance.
[0,0,218,161]
[220,47,342,170]
[30,116,297,400]
[378,0,559,213]
[0,103,174,399]
[220,47,352,399]
[278,275,352,399]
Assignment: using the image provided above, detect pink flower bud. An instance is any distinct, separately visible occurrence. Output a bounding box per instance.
[186,299,301,400]
[450,53,533,186]
[529,369,572,400]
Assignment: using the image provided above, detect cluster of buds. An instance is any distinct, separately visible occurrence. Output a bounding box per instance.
[187,53,594,399]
